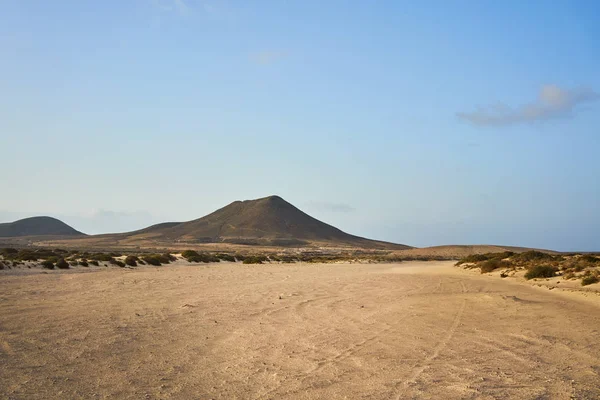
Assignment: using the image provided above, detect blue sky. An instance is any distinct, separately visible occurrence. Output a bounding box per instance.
[1,0,599,251]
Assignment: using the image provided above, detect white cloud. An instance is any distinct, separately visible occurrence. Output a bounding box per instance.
[457,85,599,127]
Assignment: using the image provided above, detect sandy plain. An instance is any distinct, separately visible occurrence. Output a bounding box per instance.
[1,261,599,399]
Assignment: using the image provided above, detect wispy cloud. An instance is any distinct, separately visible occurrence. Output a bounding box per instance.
[152,0,189,16]
[306,201,356,213]
[249,50,288,65]
[457,85,599,127]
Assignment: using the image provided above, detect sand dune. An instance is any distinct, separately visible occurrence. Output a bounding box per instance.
[1,261,599,399]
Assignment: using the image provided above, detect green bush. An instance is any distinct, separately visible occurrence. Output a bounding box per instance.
[0,248,78,262]
[514,251,555,262]
[563,271,575,280]
[456,254,489,265]
[55,258,69,269]
[142,255,162,266]
[456,251,516,266]
[479,259,509,273]
[243,255,267,264]
[0,261,4,270]
[581,275,599,286]
[141,254,173,265]
[158,254,174,264]
[580,254,600,264]
[41,260,55,269]
[524,265,557,280]
[181,250,199,259]
[89,260,99,266]
[216,253,236,262]
[79,260,89,267]
[187,253,220,263]
[125,256,138,267]
[573,264,585,272]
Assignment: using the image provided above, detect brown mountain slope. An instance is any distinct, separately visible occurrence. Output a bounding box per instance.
[117,195,410,249]
[0,216,85,238]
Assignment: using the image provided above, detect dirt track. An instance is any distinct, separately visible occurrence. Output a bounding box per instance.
[1,261,599,399]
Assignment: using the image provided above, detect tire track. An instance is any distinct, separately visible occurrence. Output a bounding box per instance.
[394,280,467,399]
[255,281,445,400]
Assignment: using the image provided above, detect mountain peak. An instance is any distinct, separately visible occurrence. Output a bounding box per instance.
[121,196,410,249]
[248,195,286,203]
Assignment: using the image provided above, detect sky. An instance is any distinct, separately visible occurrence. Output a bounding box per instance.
[1,0,599,251]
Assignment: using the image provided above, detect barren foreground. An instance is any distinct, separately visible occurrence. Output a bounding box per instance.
[1,262,599,399]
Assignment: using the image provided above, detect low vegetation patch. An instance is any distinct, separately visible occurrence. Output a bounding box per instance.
[479,259,510,274]
[142,255,162,266]
[243,255,268,264]
[89,253,110,261]
[125,255,139,267]
[455,251,514,267]
[217,253,236,262]
[579,254,600,264]
[181,250,199,259]
[186,253,220,263]
[456,250,599,286]
[524,265,557,280]
[512,250,556,263]
[581,273,599,286]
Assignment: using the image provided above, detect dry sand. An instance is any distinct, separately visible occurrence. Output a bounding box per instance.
[1,261,599,399]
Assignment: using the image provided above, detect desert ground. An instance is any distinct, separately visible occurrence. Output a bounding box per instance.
[1,261,599,399]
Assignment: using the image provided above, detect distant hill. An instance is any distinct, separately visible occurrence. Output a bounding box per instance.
[100,195,411,249]
[392,244,559,259]
[0,216,85,237]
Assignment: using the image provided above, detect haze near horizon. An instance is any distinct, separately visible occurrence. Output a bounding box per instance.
[1,0,599,251]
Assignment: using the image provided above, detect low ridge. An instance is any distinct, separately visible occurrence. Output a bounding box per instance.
[0,216,85,237]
